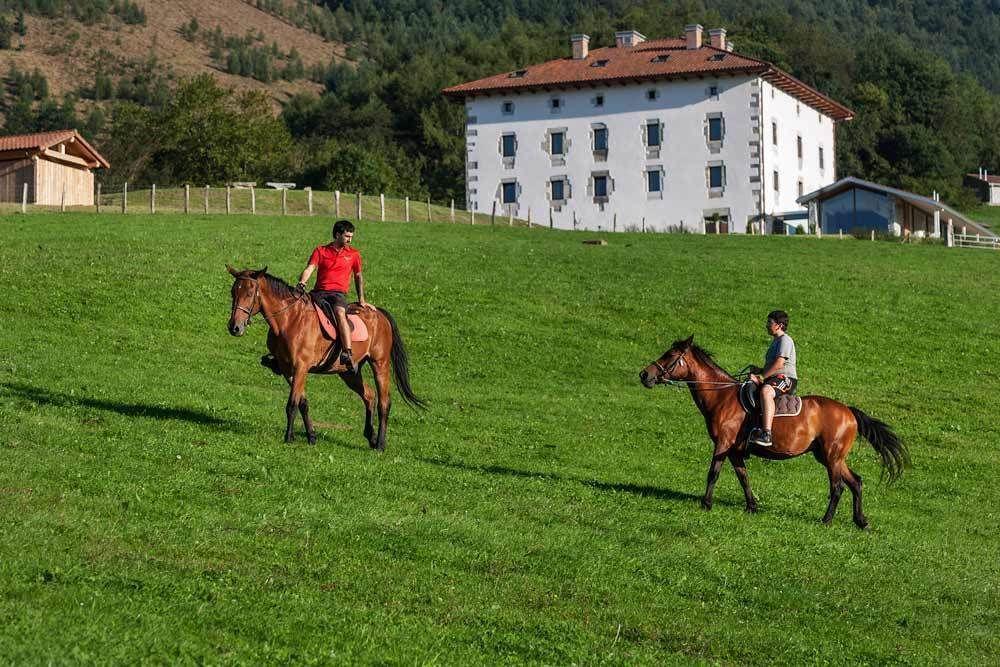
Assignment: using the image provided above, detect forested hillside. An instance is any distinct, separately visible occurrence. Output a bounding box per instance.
[2,0,998,209]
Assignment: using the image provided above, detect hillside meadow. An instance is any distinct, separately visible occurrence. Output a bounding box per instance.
[1,213,998,663]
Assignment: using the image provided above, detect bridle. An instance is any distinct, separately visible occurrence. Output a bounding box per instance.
[231,276,303,327]
[650,350,740,388]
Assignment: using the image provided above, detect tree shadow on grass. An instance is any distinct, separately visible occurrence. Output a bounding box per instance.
[1,381,249,433]
[418,457,740,507]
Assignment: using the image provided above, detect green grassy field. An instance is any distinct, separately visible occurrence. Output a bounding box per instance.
[1,214,999,663]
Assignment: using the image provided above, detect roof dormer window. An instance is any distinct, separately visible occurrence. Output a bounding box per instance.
[509,69,527,78]
[591,59,610,68]
[650,55,670,63]
[710,53,726,61]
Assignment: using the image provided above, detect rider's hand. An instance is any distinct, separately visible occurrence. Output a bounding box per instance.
[750,374,762,384]
[359,300,376,310]
[295,282,307,296]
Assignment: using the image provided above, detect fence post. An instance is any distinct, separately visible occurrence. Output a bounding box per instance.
[226,186,231,214]
[527,207,531,228]
[21,182,28,214]
[334,190,340,216]
[491,201,496,226]
[508,207,513,226]
[204,185,209,214]
[184,184,190,214]
[946,220,954,248]
[150,184,156,214]
[122,182,128,214]
[641,216,645,233]
[250,186,256,215]
[871,230,875,241]
[405,196,410,222]
[380,193,385,222]
[839,229,843,240]
[612,213,617,233]
[281,188,288,216]
[95,182,101,213]
[426,196,432,223]
[61,182,66,212]
[307,187,313,216]
[450,199,455,223]
[471,208,475,225]
[356,192,362,220]
[573,211,578,230]
[549,206,553,229]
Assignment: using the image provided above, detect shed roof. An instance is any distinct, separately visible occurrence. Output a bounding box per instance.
[442,37,853,121]
[0,129,110,169]
[797,176,995,238]
[966,172,1000,185]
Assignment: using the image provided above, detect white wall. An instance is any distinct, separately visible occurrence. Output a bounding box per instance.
[466,76,764,232]
[759,81,836,221]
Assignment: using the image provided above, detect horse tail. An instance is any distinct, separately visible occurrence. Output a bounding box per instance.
[378,307,427,410]
[849,406,909,483]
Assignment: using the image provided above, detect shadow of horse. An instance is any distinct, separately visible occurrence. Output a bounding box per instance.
[1,381,248,433]
[417,457,740,507]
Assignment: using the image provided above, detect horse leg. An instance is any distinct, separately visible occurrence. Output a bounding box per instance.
[843,466,869,530]
[285,369,308,444]
[371,358,392,451]
[821,461,845,525]
[299,396,316,445]
[339,369,376,447]
[701,453,726,510]
[728,452,758,513]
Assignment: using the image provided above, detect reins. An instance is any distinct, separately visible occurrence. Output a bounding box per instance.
[651,350,741,389]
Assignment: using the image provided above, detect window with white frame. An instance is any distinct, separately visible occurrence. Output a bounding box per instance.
[773,170,780,193]
[593,94,604,107]
[501,101,514,115]
[707,162,726,196]
[501,181,518,204]
[592,124,608,160]
[796,135,803,159]
[549,176,569,206]
[646,120,661,148]
[709,85,719,99]
[646,166,665,199]
[501,133,516,158]
[590,171,613,205]
[819,146,825,170]
[706,113,725,150]
[797,179,804,197]
[594,175,608,198]
[646,88,658,101]
[549,97,563,112]
[551,131,565,156]
[771,120,778,146]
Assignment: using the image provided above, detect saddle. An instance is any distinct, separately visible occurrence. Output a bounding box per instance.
[310,298,369,342]
[738,381,802,417]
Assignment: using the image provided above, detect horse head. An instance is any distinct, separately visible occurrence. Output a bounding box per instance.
[640,335,694,388]
[227,264,267,336]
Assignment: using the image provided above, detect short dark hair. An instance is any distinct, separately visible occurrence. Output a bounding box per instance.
[332,220,355,237]
[767,310,789,331]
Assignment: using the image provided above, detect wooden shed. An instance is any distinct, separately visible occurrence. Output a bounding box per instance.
[0,129,109,206]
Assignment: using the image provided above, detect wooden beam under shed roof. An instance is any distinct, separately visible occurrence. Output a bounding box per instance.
[41,148,97,169]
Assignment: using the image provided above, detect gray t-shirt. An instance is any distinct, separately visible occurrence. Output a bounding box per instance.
[765,333,797,379]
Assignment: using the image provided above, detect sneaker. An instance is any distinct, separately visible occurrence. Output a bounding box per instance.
[752,429,773,447]
[340,349,357,373]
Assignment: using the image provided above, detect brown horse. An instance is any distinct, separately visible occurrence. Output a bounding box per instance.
[227,266,424,449]
[639,336,908,529]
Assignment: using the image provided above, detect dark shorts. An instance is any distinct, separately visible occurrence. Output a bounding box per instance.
[312,290,348,315]
[764,374,797,395]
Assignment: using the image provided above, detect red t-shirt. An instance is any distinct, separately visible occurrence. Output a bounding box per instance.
[308,244,362,292]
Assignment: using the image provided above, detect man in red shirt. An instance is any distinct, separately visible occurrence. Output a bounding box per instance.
[296,220,373,371]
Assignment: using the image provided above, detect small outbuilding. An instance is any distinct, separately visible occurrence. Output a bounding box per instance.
[964,169,1000,206]
[797,176,993,239]
[0,129,109,206]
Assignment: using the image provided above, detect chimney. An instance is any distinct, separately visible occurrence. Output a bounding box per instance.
[571,34,590,60]
[685,24,703,50]
[708,28,727,50]
[615,30,646,48]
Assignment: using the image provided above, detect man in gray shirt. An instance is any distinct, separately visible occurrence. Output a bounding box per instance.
[750,310,797,447]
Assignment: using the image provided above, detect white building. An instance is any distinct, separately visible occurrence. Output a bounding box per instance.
[442,26,854,233]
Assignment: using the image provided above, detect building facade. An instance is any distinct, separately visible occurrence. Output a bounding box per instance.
[964,170,1000,206]
[443,26,852,233]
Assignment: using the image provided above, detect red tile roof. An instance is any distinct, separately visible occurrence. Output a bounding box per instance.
[967,172,1000,184]
[442,38,853,121]
[0,129,110,168]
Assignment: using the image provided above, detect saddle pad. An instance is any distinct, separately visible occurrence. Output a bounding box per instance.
[312,303,369,342]
[774,394,802,417]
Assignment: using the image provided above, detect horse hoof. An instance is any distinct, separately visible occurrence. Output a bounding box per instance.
[856,520,870,531]
[284,436,295,444]
[307,436,317,446]
[745,504,758,514]
[700,500,712,511]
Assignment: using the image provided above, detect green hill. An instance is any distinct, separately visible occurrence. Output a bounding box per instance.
[1,214,998,662]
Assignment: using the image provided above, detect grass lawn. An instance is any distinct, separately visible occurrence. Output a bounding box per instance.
[1,213,998,663]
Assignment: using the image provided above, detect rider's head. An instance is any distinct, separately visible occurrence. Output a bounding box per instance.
[766,310,788,334]
[332,219,355,245]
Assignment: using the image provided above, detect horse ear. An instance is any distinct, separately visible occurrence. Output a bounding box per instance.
[251,266,268,278]
[683,335,694,348]
[226,264,239,277]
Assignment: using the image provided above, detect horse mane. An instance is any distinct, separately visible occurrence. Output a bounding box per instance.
[262,273,298,301]
[672,339,733,379]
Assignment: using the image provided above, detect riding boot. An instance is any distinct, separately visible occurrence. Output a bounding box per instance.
[340,347,357,374]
